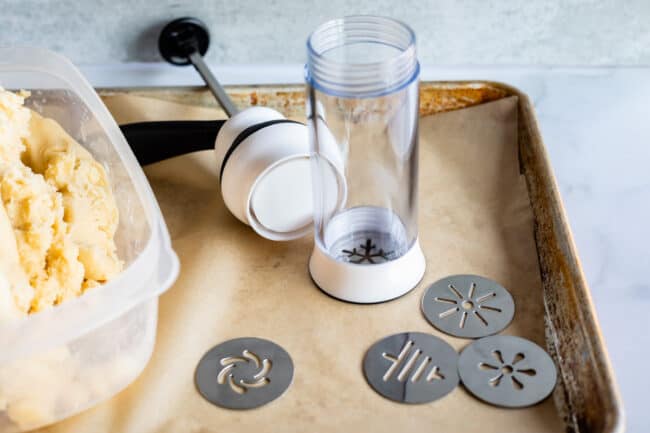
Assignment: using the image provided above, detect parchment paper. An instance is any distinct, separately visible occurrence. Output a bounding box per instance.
[43,93,564,433]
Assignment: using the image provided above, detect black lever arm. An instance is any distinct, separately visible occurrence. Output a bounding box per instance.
[120,120,225,165]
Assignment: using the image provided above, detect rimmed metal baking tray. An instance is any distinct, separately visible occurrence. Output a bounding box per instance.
[99,82,624,433]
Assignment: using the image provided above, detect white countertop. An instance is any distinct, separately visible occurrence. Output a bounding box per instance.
[82,64,648,432]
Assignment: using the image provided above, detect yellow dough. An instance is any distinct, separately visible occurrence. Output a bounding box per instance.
[0,203,32,319]
[24,111,121,285]
[0,88,128,431]
[0,87,122,317]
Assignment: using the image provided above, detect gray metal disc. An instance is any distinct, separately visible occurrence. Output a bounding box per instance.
[363,332,459,404]
[458,335,557,408]
[195,337,293,410]
[421,275,515,338]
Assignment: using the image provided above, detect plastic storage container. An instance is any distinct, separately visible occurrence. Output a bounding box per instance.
[0,48,179,431]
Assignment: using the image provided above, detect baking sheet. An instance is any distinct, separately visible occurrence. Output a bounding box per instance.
[43,94,564,433]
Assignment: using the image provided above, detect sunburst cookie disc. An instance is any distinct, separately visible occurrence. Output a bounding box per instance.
[421,275,515,338]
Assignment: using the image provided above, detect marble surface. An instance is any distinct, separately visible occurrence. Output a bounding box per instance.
[83,65,648,432]
[4,0,650,65]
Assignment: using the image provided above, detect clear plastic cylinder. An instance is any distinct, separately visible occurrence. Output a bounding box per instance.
[306,16,420,266]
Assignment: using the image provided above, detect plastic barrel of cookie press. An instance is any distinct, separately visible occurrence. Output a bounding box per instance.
[305,16,426,303]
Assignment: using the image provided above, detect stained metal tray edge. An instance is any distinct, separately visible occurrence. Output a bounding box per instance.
[501,81,625,433]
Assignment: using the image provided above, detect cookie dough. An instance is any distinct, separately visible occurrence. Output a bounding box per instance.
[0,88,132,431]
[0,87,122,317]
[0,205,31,320]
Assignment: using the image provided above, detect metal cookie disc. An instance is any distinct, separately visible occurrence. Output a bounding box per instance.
[363,332,459,404]
[195,337,293,410]
[458,335,557,408]
[421,275,515,338]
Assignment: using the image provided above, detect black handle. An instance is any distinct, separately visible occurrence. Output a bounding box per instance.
[120,120,225,165]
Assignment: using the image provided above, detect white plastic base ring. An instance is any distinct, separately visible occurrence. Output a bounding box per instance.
[309,238,426,303]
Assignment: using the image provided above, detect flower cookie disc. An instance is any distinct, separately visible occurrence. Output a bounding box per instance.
[458,335,557,408]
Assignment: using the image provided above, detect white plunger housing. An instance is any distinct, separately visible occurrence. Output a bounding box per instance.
[306,16,426,303]
[215,106,345,241]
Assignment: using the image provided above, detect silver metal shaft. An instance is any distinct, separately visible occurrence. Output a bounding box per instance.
[188,51,239,117]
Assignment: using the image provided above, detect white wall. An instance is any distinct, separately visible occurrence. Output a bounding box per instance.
[3,0,649,66]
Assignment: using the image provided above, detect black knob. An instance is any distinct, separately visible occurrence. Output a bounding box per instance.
[158,17,210,66]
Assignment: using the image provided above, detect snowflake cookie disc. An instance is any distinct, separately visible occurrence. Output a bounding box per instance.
[341,238,395,264]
